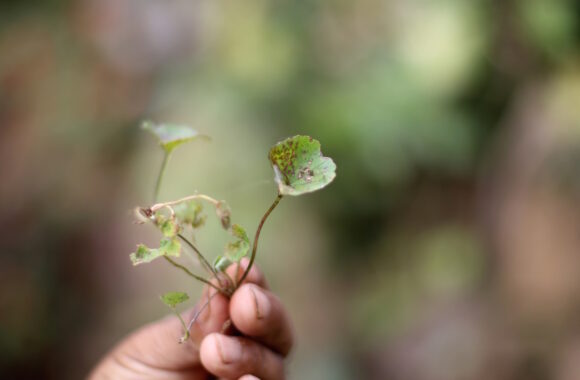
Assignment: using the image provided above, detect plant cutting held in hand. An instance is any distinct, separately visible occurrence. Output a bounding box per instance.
[131,121,336,342]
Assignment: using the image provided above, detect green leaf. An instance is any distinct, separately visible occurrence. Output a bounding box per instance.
[130,244,162,265]
[129,238,181,266]
[269,135,336,196]
[231,223,249,243]
[216,201,231,230]
[213,255,232,272]
[223,223,250,262]
[155,214,180,237]
[160,291,189,308]
[142,121,207,153]
[159,237,181,256]
[174,200,206,228]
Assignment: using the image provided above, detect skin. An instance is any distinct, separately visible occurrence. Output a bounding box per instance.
[89,259,294,380]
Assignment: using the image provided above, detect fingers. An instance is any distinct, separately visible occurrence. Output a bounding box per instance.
[227,258,269,289]
[200,333,286,380]
[230,284,294,356]
[107,288,231,374]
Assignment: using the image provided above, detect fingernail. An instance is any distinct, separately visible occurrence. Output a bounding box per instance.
[250,285,270,320]
[216,335,242,364]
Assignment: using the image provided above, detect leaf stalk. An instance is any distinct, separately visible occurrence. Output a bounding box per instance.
[237,193,283,286]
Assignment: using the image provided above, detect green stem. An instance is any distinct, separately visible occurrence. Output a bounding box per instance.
[178,234,217,277]
[237,193,283,287]
[163,256,223,294]
[175,310,189,343]
[154,151,170,202]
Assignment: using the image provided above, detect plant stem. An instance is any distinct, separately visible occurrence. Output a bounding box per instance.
[186,290,219,332]
[150,193,220,212]
[163,256,223,293]
[178,233,217,277]
[237,193,283,286]
[154,151,170,202]
[174,310,189,343]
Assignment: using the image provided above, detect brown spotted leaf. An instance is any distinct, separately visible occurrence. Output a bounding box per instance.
[269,135,336,196]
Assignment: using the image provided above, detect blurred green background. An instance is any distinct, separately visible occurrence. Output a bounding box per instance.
[1,0,580,379]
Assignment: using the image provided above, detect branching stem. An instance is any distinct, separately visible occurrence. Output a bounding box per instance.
[237,193,283,286]
[163,256,223,294]
[178,234,217,277]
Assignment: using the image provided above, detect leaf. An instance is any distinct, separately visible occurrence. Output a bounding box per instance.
[223,223,250,262]
[159,237,181,256]
[269,135,336,196]
[216,201,231,230]
[160,291,189,309]
[129,238,181,266]
[155,213,180,237]
[174,200,206,228]
[213,255,232,272]
[130,244,162,265]
[142,121,208,153]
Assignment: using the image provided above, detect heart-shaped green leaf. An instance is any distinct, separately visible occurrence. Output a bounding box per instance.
[160,291,189,308]
[269,135,336,196]
[223,224,250,262]
[142,121,207,153]
[130,237,181,266]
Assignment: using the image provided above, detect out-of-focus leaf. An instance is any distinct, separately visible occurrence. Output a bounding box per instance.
[269,135,336,196]
[155,213,180,237]
[216,201,231,230]
[129,238,181,266]
[223,223,250,262]
[130,244,162,265]
[174,200,206,228]
[160,291,189,308]
[142,121,207,153]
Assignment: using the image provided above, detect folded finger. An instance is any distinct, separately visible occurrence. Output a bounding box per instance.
[230,284,293,356]
[200,333,286,380]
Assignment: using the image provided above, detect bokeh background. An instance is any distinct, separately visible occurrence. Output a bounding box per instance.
[1,0,580,379]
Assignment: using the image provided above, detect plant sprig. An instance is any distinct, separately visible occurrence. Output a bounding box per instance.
[131,122,336,341]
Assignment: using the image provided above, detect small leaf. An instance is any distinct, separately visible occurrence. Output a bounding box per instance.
[174,200,206,228]
[159,237,181,257]
[129,238,181,266]
[130,244,162,265]
[155,213,180,237]
[269,135,336,196]
[231,224,250,243]
[213,255,232,272]
[223,223,250,262]
[142,121,207,153]
[160,291,189,308]
[216,201,231,230]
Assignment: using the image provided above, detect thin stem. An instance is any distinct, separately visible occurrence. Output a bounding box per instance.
[175,311,189,343]
[150,194,220,213]
[163,256,223,293]
[186,290,219,332]
[178,233,217,277]
[237,193,283,286]
[154,151,170,202]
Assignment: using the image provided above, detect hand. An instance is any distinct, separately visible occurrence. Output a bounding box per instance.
[89,260,294,379]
